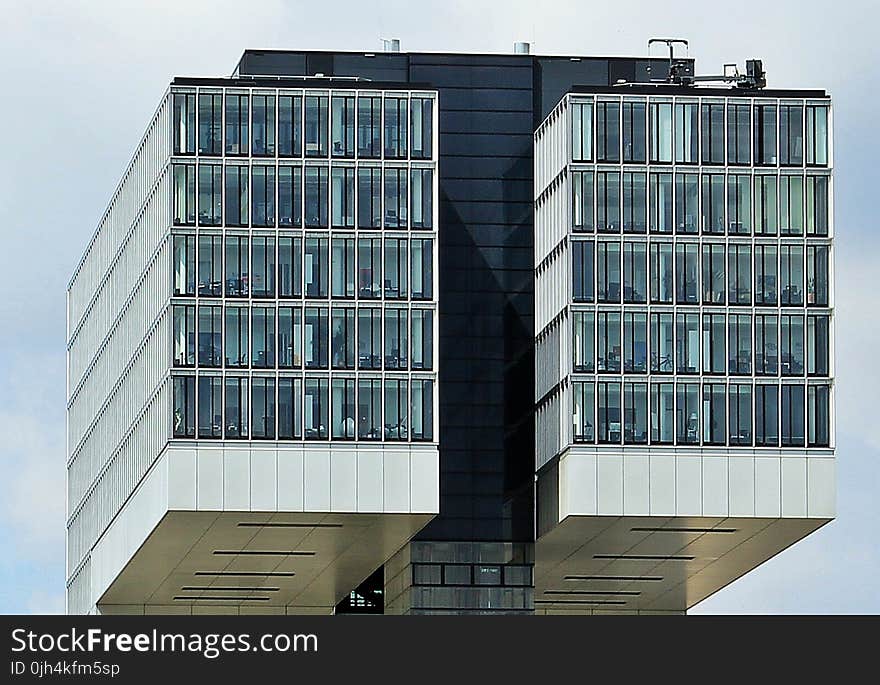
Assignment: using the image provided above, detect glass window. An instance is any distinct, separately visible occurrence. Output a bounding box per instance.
[755,314,779,376]
[385,238,408,299]
[572,310,594,372]
[781,314,805,376]
[331,306,356,370]
[729,383,752,446]
[571,101,593,162]
[572,240,595,303]
[172,304,195,367]
[225,165,248,227]
[806,176,829,236]
[198,235,222,297]
[703,383,726,445]
[727,174,751,235]
[172,376,195,438]
[252,166,276,227]
[676,382,700,444]
[701,103,724,164]
[701,173,725,234]
[411,97,433,159]
[756,384,779,446]
[622,241,646,303]
[197,93,222,156]
[650,242,673,304]
[225,376,248,438]
[198,305,222,367]
[385,167,408,228]
[572,381,595,443]
[780,175,804,235]
[728,244,752,305]
[331,236,355,299]
[755,175,778,235]
[674,102,698,164]
[305,166,329,228]
[412,309,434,370]
[278,94,302,157]
[172,163,195,226]
[252,307,276,368]
[597,241,620,303]
[806,105,828,167]
[304,306,328,369]
[411,239,433,300]
[623,312,647,374]
[197,375,222,439]
[279,306,302,368]
[702,243,725,305]
[597,381,622,444]
[411,168,433,229]
[808,384,831,447]
[331,166,355,228]
[385,308,408,370]
[197,163,222,226]
[385,379,408,440]
[596,101,620,162]
[622,172,646,234]
[623,382,648,444]
[357,96,382,158]
[358,166,382,228]
[727,104,750,165]
[225,94,248,155]
[331,95,355,158]
[252,94,275,157]
[278,165,302,227]
[702,313,726,375]
[675,172,699,233]
[252,377,276,439]
[780,245,804,306]
[358,378,382,440]
[755,244,778,306]
[384,96,408,158]
[304,236,329,298]
[278,377,303,439]
[597,171,620,232]
[675,242,698,304]
[173,235,195,297]
[807,245,829,307]
[650,313,674,374]
[571,170,594,232]
[649,172,672,234]
[305,95,328,157]
[332,378,356,439]
[648,102,671,163]
[304,377,328,439]
[358,308,382,370]
[278,236,302,298]
[597,311,621,373]
[225,235,248,297]
[780,104,804,166]
[729,314,752,375]
[754,104,777,166]
[357,237,382,300]
[651,382,674,443]
[412,379,434,441]
[224,305,248,367]
[676,312,699,374]
[623,100,647,163]
[807,314,830,377]
[781,384,806,446]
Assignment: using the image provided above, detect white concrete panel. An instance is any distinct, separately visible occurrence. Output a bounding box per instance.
[250,449,277,511]
[623,455,649,516]
[728,456,755,517]
[223,449,250,510]
[675,457,702,516]
[330,449,358,512]
[196,448,223,511]
[357,449,383,512]
[649,455,675,516]
[563,452,596,517]
[781,457,808,517]
[304,450,331,511]
[702,457,729,517]
[383,450,410,513]
[596,455,623,515]
[755,457,781,517]
[410,448,440,514]
[807,458,836,518]
[166,448,195,510]
[276,449,304,511]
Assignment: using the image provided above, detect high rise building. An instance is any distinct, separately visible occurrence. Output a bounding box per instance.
[66,44,833,615]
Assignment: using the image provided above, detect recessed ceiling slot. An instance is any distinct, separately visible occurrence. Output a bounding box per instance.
[237,522,343,528]
[194,571,296,577]
[180,586,280,592]
[173,596,271,601]
[593,554,695,561]
[212,550,316,556]
[564,575,663,582]
[544,590,641,596]
[630,527,737,534]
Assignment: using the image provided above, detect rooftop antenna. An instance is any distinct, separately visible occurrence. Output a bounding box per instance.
[648,38,692,85]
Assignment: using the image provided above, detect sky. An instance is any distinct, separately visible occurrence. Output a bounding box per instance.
[0,0,877,614]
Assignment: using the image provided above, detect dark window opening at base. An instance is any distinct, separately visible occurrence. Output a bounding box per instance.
[335,566,384,614]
